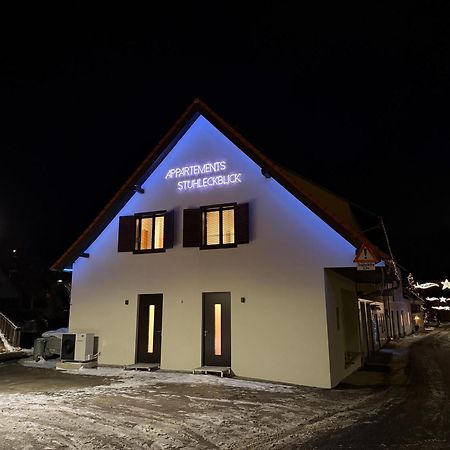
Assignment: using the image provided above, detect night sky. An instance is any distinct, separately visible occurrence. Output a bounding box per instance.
[1,3,449,281]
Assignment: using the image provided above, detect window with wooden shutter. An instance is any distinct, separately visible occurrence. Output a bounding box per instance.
[135,213,163,253]
[183,203,249,249]
[202,204,236,248]
[119,210,175,254]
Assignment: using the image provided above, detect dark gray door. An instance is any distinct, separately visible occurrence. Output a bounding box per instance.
[202,292,231,367]
[136,294,163,363]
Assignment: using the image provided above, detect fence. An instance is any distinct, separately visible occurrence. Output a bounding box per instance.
[0,312,21,349]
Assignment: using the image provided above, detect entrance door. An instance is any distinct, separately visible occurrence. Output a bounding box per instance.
[202,292,231,367]
[358,301,369,359]
[136,294,163,364]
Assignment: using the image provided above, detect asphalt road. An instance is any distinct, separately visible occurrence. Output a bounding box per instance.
[301,325,450,449]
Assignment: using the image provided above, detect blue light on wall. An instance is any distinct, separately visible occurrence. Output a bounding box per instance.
[79,114,356,267]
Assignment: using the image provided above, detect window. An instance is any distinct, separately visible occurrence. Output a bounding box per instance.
[135,213,165,252]
[183,202,249,249]
[202,204,235,248]
[118,210,174,253]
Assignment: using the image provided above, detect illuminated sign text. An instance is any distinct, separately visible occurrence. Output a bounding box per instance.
[165,161,242,191]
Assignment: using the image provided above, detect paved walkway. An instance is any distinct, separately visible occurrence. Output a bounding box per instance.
[341,334,413,387]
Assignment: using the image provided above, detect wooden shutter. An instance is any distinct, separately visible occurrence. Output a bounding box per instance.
[183,208,202,247]
[118,216,136,252]
[163,210,174,249]
[234,203,249,244]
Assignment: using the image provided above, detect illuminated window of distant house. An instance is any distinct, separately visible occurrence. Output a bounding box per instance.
[202,204,235,248]
[135,212,165,252]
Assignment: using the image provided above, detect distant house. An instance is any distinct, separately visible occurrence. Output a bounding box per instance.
[403,282,424,331]
[52,99,414,388]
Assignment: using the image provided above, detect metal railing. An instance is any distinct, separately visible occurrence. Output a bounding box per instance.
[0,312,21,349]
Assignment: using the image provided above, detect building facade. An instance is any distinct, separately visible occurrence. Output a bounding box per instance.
[53,100,408,388]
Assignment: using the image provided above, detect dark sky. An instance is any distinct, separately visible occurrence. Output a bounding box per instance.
[1,3,449,281]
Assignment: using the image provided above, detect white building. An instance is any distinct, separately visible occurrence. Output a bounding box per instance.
[52,99,409,388]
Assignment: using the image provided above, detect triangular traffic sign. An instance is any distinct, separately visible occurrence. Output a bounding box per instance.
[353,242,380,263]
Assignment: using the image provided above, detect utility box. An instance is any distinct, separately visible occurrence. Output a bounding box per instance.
[75,333,95,361]
[61,333,95,362]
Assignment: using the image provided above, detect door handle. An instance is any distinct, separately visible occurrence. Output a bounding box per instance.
[203,331,208,336]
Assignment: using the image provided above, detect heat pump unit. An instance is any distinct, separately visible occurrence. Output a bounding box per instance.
[61,333,95,362]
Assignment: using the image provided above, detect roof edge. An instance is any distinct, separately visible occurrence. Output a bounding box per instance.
[51,101,203,270]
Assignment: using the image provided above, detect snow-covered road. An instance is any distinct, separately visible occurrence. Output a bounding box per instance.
[0,359,396,450]
[302,326,450,449]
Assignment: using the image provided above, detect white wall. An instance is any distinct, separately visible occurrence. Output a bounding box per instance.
[324,269,361,387]
[390,283,414,337]
[69,116,356,388]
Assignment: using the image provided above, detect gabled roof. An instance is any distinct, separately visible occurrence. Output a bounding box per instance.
[51,98,389,271]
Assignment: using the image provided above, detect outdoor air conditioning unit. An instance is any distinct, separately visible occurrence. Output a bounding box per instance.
[61,333,95,362]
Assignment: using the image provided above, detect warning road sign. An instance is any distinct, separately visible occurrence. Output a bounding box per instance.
[353,242,380,264]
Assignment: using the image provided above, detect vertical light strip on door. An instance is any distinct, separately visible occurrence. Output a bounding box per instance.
[214,303,222,356]
[148,305,155,353]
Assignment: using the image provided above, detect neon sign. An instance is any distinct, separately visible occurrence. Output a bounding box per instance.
[165,161,243,191]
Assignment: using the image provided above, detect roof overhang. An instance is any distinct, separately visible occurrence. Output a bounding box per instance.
[328,266,397,284]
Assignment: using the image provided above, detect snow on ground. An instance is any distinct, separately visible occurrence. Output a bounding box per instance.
[19,357,298,392]
[0,358,394,449]
[20,356,60,369]
[0,329,15,352]
[41,327,68,337]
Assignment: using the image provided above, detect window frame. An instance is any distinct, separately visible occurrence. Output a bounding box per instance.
[134,210,167,254]
[200,203,237,250]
